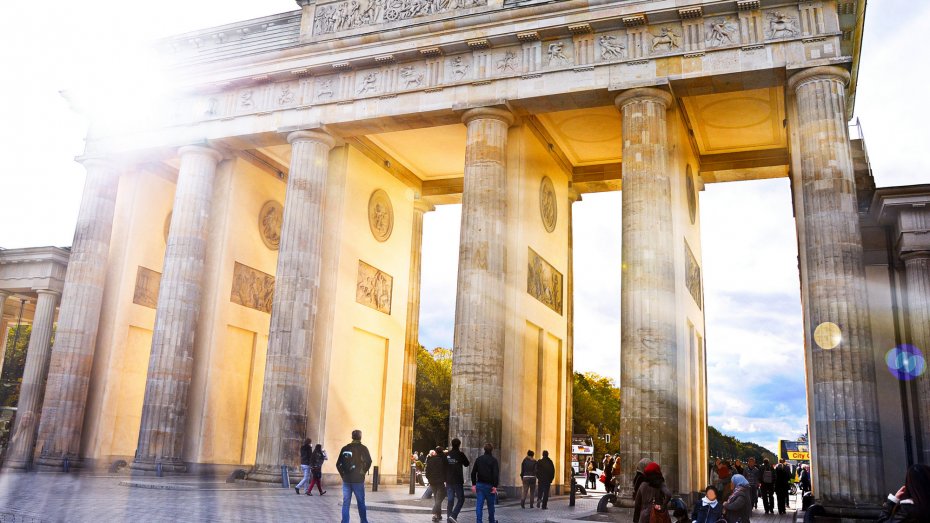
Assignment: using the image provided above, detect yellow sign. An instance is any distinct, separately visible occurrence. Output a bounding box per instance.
[787,451,810,461]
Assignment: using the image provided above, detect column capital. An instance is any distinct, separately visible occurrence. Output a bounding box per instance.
[76,156,118,172]
[287,129,336,150]
[787,66,850,92]
[33,289,61,299]
[902,250,930,263]
[568,187,582,204]
[461,107,515,127]
[178,145,224,164]
[614,87,673,111]
[413,199,436,214]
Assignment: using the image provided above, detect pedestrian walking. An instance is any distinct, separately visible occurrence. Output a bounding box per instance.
[716,460,733,500]
[307,443,327,495]
[471,443,500,523]
[519,450,537,508]
[759,458,775,514]
[878,463,930,523]
[775,459,790,514]
[295,438,313,495]
[445,437,470,523]
[425,446,447,522]
[633,462,672,523]
[336,429,373,523]
[723,474,752,523]
[691,485,723,523]
[798,463,811,494]
[610,454,622,493]
[586,458,597,490]
[536,449,555,510]
[604,454,615,492]
[742,457,761,509]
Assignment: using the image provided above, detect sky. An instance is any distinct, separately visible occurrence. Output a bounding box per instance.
[1,1,928,455]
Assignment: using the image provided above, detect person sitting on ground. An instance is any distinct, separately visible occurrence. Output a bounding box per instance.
[691,485,723,523]
[633,462,672,523]
[878,463,930,523]
[723,474,752,523]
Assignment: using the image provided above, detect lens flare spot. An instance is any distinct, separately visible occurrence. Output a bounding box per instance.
[886,345,926,381]
[813,322,842,350]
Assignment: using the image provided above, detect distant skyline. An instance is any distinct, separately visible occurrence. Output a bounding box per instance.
[1,1,927,454]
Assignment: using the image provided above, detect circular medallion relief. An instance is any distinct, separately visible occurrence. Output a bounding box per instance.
[539,176,557,233]
[686,165,697,225]
[368,189,394,242]
[259,200,284,250]
[164,212,172,243]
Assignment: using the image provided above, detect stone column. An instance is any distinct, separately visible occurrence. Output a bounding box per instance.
[564,188,580,486]
[396,198,435,481]
[132,145,222,473]
[5,290,60,469]
[902,247,930,461]
[449,107,513,462]
[788,66,884,507]
[614,88,680,495]
[249,130,335,482]
[35,160,119,470]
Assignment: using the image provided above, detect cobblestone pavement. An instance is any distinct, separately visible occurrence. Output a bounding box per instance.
[0,473,799,523]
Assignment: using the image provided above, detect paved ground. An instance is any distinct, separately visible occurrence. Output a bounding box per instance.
[0,472,800,522]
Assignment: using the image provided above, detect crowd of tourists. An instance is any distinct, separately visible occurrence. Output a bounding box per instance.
[422,438,503,523]
[707,456,809,515]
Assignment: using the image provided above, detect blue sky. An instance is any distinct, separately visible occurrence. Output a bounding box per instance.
[1,1,928,455]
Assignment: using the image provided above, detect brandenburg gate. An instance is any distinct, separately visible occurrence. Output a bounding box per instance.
[3,0,927,518]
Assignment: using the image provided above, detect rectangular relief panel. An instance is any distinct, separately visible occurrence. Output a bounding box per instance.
[527,248,563,314]
[132,266,161,309]
[230,262,275,314]
[684,240,703,309]
[356,260,393,315]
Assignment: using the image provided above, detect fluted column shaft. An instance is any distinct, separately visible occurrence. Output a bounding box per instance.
[449,107,514,462]
[36,160,119,469]
[789,66,883,506]
[5,290,60,469]
[564,189,580,485]
[132,145,222,472]
[397,199,434,480]
[615,88,680,495]
[902,250,930,461]
[250,130,335,482]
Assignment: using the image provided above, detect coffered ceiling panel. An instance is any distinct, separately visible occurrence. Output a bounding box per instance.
[535,106,622,166]
[681,87,786,155]
[368,124,467,180]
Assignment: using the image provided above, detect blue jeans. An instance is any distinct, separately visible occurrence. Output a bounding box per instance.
[296,465,311,490]
[475,482,496,523]
[446,484,465,519]
[341,482,368,523]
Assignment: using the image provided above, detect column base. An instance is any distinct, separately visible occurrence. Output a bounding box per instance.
[130,457,187,474]
[2,458,31,471]
[247,464,295,484]
[35,453,85,472]
[815,502,883,521]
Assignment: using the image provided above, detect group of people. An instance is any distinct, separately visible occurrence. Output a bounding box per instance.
[423,438,500,523]
[583,453,624,493]
[294,438,328,496]
[518,449,557,509]
[710,457,809,515]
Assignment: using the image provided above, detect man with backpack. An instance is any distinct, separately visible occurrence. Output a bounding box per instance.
[760,458,776,514]
[336,429,373,523]
[445,437,470,523]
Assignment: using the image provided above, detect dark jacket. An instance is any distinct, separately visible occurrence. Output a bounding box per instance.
[633,472,672,523]
[335,440,372,484]
[878,498,928,523]
[742,465,761,486]
[300,443,312,466]
[723,485,752,523]
[774,464,790,487]
[309,448,326,469]
[536,456,556,485]
[798,469,811,492]
[760,464,775,485]
[471,451,500,487]
[425,453,447,487]
[445,448,470,485]
[520,457,537,478]
[691,497,724,523]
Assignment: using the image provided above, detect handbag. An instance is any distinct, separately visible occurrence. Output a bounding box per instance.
[599,473,607,483]
[648,504,672,523]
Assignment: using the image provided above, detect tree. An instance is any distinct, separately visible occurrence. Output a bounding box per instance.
[708,425,776,463]
[412,346,452,452]
[572,371,622,457]
[0,324,31,408]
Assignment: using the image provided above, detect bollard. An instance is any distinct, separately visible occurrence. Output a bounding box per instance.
[63,458,71,474]
[570,475,576,507]
[281,465,290,488]
[156,461,163,478]
[409,464,416,494]
[372,466,380,492]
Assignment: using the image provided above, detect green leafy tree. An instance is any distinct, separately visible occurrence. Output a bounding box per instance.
[412,346,452,452]
[708,425,776,463]
[0,325,31,408]
[572,371,622,457]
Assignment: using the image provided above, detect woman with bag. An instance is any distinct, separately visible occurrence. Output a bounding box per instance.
[633,462,672,523]
[306,443,327,495]
[722,474,752,523]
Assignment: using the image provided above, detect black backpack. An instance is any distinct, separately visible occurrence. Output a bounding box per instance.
[337,445,363,475]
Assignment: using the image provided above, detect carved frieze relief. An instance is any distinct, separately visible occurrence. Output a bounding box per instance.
[356,260,393,314]
[230,262,275,314]
[312,0,489,36]
[368,189,394,242]
[133,266,161,309]
[539,176,557,233]
[684,240,703,309]
[259,200,284,250]
[527,248,563,315]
